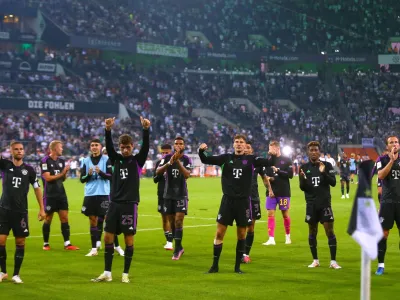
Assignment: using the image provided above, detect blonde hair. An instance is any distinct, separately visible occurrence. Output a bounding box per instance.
[49,140,62,151]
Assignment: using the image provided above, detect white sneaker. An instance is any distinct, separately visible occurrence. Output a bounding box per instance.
[330,261,342,269]
[341,195,345,199]
[115,246,125,256]
[91,272,112,282]
[308,260,320,268]
[96,241,102,250]
[12,275,23,284]
[164,241,173,250]
[262,238,276,246]
[122,273,130,283]
[0,272,8,282]
[85,249,99,257]
[285,235,291,244]
[346,194,350,199]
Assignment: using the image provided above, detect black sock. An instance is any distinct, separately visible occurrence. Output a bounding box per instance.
[174,228,183,252]
[114,235,120,248]
[0,245,6,273]
[378,194,382,203]
[346,183,350,194]
[90,226,98,249]
[13,245,25,276]
[61,222,70,243]
[104,243,114,272]
[123,245,134,274]
[235,239,245,270]
[341,185,344,196]
[42,223,50,244]
[167,232,173,243]
[97,217,104,242]
[308,234,318,260]
[245,232,254,255]
[212,243,223,268]
[164,231,169,242]
[378,238,387,264]
[328,235,337,261]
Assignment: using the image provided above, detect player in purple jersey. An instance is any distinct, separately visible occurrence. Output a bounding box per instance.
[0,141,45,283]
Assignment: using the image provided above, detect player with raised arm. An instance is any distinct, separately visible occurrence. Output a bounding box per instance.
[349,153,357,183]
[375,136,400,276]
[0,141,45,284]
[92,116,150,283]
[337,153,351,199]
[262,141,293,246]
[41,140,79,251]
[153,144,173,250]
[156,138,192,260]
[241,141,264,263]
[198,135,276,274]
[299,141,341,269]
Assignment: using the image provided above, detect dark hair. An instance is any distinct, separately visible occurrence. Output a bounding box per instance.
[119,134,133,145]
[234,134,247,142]
[10,140,23,148]
[161,144,172,150]
[385,135,398,145]
[246,140,253,145]
[307,141,321,150]
[175,136,185,143]
[90,139,101,145]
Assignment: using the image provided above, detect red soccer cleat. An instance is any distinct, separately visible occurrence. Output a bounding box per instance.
[64,244,80,251]
[43,245,51,251]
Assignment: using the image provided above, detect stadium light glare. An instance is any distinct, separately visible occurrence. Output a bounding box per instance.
[282,146,292,157]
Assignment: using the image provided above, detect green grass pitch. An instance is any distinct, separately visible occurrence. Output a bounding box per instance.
[0,177,399,300]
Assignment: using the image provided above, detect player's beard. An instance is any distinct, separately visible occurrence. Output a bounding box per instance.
[13,155,23,161]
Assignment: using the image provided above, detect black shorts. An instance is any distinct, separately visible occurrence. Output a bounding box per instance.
[158,195,165,214]
[340,175,350,182]
[217,195,252,227]
[378,202,400,230]
[104,202,138,235]
[44,197,68,213]
[305,203,334,224]
[0,208,29,237]
[163,198,188,215]
[251,199,262,220]
[81,195,110,217]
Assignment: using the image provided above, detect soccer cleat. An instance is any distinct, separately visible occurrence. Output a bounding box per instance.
[43,244,51,251]
[164,241,173,251]
[0,272,8,282]
[329,262,342,269]
[115,246,125,256]
[65,244,80,250]
[375,267,384,276]
[262,238,276,246]
[206,266,219,273]
[12,275,23,284]
[172,248,184,260]
[85,249,99,257]
[96,241,102,250]
[341,195,345,199]
[285,235,292,245]
[91,272,112,282]
[346,194,350,199]
[308,260,320,268]
[241,254,251,264]
[121,274,130,283]
[234,268,245,274]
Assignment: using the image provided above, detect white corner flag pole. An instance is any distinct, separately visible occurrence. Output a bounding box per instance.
[360,249,371,300]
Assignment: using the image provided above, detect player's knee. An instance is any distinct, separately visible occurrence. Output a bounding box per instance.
[247,225,255,233]
[15,237,25,246]
[267,210,275,217]
[104,232,114,244]
[383,230,390,239]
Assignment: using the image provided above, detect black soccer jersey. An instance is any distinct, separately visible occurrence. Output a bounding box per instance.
[159,154,192,200]
[264,156,293,197]
[0,157,40,212]
[377,155,400,202]
[41,156,67,199]
[105,129,149,203]
[299,161,336,207]
[338,158,351,176]
[153,159,166,197]
[251,167,264,201]
[198,150,275,199]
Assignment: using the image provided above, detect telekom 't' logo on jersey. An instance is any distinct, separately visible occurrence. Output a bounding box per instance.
[233,168,243,179]
[392,170,400,179]
[120,168,128,179]
[12,177,22,188]
[311,177,320,187]
[172,169,180,178]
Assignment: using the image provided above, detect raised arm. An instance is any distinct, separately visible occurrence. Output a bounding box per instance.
[254,155,276,168]
[321,162,336,187]
[274,159,293,179]
[134,116,151,168]
[378,151,397,180]
[198,143,227,166]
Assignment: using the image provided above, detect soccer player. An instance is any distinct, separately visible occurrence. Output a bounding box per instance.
[349,153,357,183]
[41,140,79,251]
[153,144,173,250]
[156,137,192,260]
[373,151,387,205]
[242,141,264,263]
[198,135,276,274]
[299,141,341,269]
[375,136,400,276]
[337,153,351,199]
[92,116,150,283]
[262,141,293,246]
[0,141,46,283]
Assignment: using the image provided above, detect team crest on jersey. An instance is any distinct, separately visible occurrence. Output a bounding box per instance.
[46,206,51,211]
[242,160,248,165]
[21,169,28,175]
[59,163,63,168]
[379,217,384,223]
[306,215,311,221]
[42,164,48,171]
[81,206,86,212]
[280,160,285,164]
